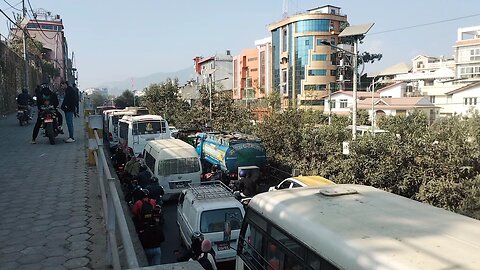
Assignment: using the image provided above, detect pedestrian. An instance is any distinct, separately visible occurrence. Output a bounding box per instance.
[197,239,217,270]
[72,83,80,117]
[60,81,78,143]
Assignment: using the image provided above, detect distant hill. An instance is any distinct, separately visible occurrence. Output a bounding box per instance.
[98,67,195,96]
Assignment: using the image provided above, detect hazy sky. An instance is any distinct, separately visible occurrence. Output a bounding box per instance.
[2,0,480,89]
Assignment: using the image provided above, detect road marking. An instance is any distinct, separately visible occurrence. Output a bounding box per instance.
[40,153,46,157]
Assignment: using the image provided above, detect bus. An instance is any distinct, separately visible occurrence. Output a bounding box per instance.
[236,184,480,270]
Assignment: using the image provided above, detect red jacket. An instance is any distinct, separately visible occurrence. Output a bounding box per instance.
[132,198,156,218]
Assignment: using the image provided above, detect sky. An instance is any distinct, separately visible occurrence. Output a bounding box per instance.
[1,0,480,89]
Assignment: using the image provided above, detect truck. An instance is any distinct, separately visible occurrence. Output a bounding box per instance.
[193,132,267,180]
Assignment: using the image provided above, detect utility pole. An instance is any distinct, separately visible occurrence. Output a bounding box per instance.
[352,39,358,140]
[22,0,29,90]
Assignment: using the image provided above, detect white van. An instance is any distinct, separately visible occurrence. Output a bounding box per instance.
[143,138,202,200]
[107,111,134,148]
[118,114,171,157]
[177,182,245,262]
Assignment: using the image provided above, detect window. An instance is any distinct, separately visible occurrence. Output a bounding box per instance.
[282,29,288,52]
[119,122,129,139]
[308,69,327,76]
[282,70,287,83]
[425,80,434,86]
[330,70,337,76]
[296,19,331,33]
[278,180,292,190]
[248,57,258,62]
[157,157,200,176]
[144,151,156,172]
[305,40,310,46]
[134,121,166,135]
[464,97,478,106]
[251,68,258,72]
[304,84,327,91]
[312,54,327,61]
[200,208,242,233]
[430,96,436,104]
[330,99,336,109]
[339,99,348,108]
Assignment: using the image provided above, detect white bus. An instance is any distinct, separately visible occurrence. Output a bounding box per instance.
[236,184,480,270]
[143,138,202,200]
[118,114,171,157]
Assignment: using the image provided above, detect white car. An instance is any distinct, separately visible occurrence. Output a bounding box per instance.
[177,182,245,262]
[268,175,334,191]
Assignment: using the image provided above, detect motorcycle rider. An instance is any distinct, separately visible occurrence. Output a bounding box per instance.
[16,89,34,119]
[233,170,256,198]
[205,164,223,182]
[31,83,63,144]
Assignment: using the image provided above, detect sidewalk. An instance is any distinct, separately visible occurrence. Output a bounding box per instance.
[0,110,106,270]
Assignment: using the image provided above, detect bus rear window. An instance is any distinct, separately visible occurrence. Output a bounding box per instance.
[200,208,243,233]
[134,121,166,135]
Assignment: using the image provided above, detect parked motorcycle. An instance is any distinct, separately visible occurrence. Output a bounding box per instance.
[16,105,29,126]
[39,105,60,145]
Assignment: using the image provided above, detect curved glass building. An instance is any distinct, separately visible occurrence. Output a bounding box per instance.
[268,5,348,109]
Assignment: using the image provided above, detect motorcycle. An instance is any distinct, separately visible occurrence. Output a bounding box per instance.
[39,105,60,145]
[16,105,30,126]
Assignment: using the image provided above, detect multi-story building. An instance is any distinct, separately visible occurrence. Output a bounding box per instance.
[11,9,71,85]
[454,25,480,82]
[193,51,233,92]
[233,48,259,100]
[255,37,272,98]
[268,5,348,109]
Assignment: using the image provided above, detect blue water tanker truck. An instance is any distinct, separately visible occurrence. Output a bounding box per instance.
[193,132,267,180]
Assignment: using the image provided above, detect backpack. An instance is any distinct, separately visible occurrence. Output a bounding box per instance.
[198,253,214,270]
[138,222,165,249]
[140,199,154,225]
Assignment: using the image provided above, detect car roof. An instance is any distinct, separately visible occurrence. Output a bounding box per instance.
[286,176,334,186]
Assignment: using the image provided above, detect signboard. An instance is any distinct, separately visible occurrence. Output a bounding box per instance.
[342,141,350,155]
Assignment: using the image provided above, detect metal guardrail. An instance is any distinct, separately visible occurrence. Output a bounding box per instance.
[88,116,139,269]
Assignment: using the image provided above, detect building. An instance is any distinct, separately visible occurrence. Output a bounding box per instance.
[268,5,349,109]
[357,97,439,124]
[193,51,233,92]
[255,37,272,98]
[11,9,72,85]
[233,48,259,100]
[444,82,480,116]
[454,25,480,82]
[324,90,379,116]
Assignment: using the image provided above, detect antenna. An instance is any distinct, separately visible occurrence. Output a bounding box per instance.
[282,0,288,18]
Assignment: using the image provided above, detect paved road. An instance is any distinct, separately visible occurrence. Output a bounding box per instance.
[0,109,105,270]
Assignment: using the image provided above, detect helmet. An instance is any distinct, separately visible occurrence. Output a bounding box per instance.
[142,188,149,197]
[239,170,247,178]
[212,164,220,171]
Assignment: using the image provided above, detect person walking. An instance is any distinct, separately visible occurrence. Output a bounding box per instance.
[60,81,78,143]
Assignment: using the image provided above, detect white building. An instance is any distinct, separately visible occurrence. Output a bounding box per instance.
[324,90,379,115]
[444,82,480,115]
[454,26,480,82]
[193,51,233,91]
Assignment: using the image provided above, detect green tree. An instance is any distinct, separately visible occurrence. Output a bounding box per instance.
[89,93,108,108]
[114,90,135,108]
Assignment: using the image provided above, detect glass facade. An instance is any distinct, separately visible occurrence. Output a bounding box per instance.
[296,19,331,33]
[312,54,327,61]
[288,24,293,97]
[272,29,280,93]
[295,36,313,94]
[308,69,327,76]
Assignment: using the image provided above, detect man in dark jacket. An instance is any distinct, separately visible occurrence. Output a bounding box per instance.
[16,89,34,119]
[31,84,63,144]
[60,81,78,143]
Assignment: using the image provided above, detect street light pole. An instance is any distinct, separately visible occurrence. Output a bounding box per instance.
[352,39,358,140]
[209,74,212,122]
[22,0,29,90]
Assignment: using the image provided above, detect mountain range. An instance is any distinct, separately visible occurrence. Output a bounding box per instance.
[97,67,195,96]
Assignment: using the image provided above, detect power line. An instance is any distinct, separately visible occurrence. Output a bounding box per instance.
[369,13,480,35]
[26,0,56,40]
[2,0,21,12]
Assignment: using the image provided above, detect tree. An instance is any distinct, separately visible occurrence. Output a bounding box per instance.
[114,90,135,108]
[89,93,108,108]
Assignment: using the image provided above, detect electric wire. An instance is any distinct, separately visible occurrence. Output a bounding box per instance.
[0,7,65,72]
[369,13,480,35]
[26,0,57,40]
[2,0,21,12]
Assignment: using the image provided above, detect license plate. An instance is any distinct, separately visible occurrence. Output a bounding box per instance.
[217,242,230,251]
[44,119,53,123]
[168,180,190,189]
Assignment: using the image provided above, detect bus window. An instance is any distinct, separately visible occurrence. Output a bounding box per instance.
[271,226,303,260]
